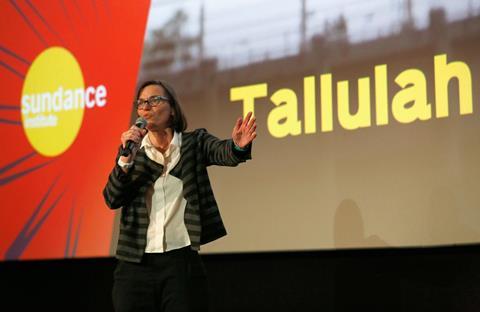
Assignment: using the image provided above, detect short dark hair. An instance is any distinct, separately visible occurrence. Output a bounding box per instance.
[136,80,188,132]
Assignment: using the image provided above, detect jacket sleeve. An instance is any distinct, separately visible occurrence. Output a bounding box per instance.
[197,128,252,167]
[102,147,138,209]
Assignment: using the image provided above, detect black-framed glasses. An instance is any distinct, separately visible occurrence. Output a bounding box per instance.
[134,95,169,109]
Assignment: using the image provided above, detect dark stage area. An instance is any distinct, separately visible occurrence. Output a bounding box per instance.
[2,244,479,311]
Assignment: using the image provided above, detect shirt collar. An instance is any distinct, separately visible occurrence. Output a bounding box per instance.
[141,131,182,152]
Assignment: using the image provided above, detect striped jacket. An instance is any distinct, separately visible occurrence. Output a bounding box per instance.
[103,128,252,263]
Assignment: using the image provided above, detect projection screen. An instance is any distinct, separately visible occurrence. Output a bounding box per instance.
[1,0,479,261]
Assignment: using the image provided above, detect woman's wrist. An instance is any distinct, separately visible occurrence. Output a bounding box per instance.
[118,157,134,169]
[233,141,248,152]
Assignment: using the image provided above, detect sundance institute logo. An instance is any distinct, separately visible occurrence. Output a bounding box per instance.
[21,47,107,157]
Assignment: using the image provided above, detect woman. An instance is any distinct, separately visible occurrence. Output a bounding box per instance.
[103,80,256,312]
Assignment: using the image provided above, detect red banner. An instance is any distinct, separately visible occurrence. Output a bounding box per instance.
[0,0,151,260]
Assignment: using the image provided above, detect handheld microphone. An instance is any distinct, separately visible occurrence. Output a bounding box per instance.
[121,117,148,156]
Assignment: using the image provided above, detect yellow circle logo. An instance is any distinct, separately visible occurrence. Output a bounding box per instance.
[21,47,85,157]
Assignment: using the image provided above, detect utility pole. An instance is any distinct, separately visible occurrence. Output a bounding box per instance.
[402,0,415,31]
[199,2,205,61]
[300,0,307,53]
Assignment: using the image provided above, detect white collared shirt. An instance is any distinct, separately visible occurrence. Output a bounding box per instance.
[141,132,191,253]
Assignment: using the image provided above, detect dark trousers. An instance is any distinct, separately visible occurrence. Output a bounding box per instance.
[112,247,209,312]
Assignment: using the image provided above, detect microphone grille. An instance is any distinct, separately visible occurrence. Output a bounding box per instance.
[135,117,148,129]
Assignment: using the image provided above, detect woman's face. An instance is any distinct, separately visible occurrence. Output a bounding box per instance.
[137,84,173,131]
